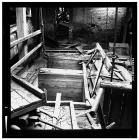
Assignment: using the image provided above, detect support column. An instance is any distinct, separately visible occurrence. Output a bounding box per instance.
[16,8,28,59]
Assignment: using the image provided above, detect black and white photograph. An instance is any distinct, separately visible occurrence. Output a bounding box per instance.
[2,2,137,138]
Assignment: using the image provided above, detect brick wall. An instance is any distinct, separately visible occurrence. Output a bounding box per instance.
[72,7,127,43]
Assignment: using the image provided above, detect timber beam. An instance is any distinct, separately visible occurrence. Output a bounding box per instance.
[100,81,132,91]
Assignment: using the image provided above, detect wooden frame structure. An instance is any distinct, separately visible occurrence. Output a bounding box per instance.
[10,8,46,119]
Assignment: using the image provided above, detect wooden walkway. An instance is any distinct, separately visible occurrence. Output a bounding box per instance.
[11,78,44,119]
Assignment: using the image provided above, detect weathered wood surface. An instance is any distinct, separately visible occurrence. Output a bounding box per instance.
[12,74,45,99]
[70,101,78,129]
[11,42,42,72]
[115,65,132,82]
[96,43,112,71]
[53,93,61,129]
[11,29,41,48]
[47,52,83,70]
[38,68,83,102]
[16,8,28,59]
[82,62,93,106]
[91,58,104,96]
[39,68,83,76]
[109,42,129,56]
[88,60,105,111]
[86,50,98,67]
[100,81,132,91]
[11,80,43,118]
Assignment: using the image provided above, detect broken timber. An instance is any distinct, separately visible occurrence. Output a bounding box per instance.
[96,43,112,71]
[100,81,132,91]
[53,93,61,129]
[82,62,93,106]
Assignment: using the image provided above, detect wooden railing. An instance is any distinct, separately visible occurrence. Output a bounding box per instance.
[10,29,41,48]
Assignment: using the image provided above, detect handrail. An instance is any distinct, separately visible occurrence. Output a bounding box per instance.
[11,42,42,72]
[10,29,41,48]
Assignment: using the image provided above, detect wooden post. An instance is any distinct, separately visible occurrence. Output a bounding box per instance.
[16,8,28,59]
[52,93,61,129]
[40,8,45,47]
[122,8,129,43]
[70,101,78,129]
[69,8,73,42]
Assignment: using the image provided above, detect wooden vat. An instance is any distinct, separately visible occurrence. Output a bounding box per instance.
[38,68,84,102]
[46,52,82,70]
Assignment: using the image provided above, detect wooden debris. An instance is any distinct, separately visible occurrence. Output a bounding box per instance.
[86,48,96,55]
[96,43,112,71]
[91,58,105,97]
[86,113,101,129]
[29,116,64,130]
[53,93,61,129]
[82,62,93,106]
[86,50,98,67]
[70,101,78,129]
[91,88,104,112]
[100,81,132,91]
[115,65,132,82]
[65,43,79,49]
[75,46,86,55]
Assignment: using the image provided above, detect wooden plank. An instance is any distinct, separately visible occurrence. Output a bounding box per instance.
[82,62,93,106]
[39,68,83,76]
[76,108,93,117]
[91,88,104,112]
[11,29,41,48]
[39,118,64,130]
[11,85,40,103]
[75,46,85,55]
[11,97,30,110]
[39,78,83,88]
[52,93,61,129]
[12,74,45,99]
[96,43,112,71]
[115,65,132,82]
[65,43,79,49]
[11,42,42,72]
[100,81,132,91]
[70,101,78,129]
[91,58,104,97]
[109,42,129,48]
[86,50,98,67]
[11,100,43,119]
[86,113,101,129]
